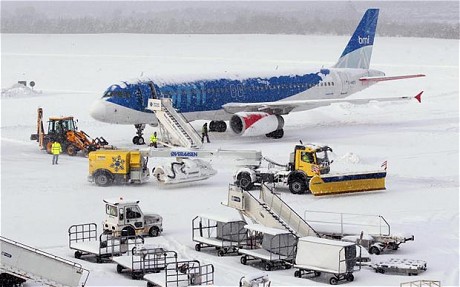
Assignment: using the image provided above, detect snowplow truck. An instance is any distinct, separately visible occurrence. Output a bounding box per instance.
[88,150,150,186]
[30,107,111,156]
[235,144,386,196]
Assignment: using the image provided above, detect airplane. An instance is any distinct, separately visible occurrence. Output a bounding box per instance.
[90,8,424,145]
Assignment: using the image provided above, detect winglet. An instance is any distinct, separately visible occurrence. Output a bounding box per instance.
[415,91,423,103]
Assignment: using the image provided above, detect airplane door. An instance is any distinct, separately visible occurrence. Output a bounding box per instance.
[338,72,350,95]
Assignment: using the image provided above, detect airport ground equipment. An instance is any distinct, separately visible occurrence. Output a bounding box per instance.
[192,214,248,256]
[103,198,163,237]
[304,210,414,255]
[68,222,144,263]
[239,273,271,287]
[238,224,297,271]
[224,184,319,238]
[30,107,112,156]
[144,260,214,287]
[147,98,202,148]
[1,236,90,287]
[369,259,427,276]
[153,158,217,184]
[113,247,177,279]
[88,150,150,186]
[235,144,387,195]
[293,236,360,285]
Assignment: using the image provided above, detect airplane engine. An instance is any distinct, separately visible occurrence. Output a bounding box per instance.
[230,112,284,137]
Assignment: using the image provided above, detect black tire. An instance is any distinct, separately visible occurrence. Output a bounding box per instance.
[237,173,254,191]
[329,277,338,285]
[195,244,201,252]
[264,262,272,271]
[94,171,113,187]
[217,249,225,257]
[376,268,385,274]
[96,256,102,263]
[147,283,155,287]
[116,264,124,273]
[240,256,247,265]
[289,178,307,194]
[294,270,301,278]
[137,137,145,145]
[314,271,321,277]
[284,263,292,269]
[74,251,82,259]
[149,226,159,237]
[346,274,354,282]
[132,136,139,145]
[369,246,381,255]
[122,226,136,237]
[66,145,78,156]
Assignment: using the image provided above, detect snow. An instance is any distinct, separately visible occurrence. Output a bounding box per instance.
[1,33,459,286]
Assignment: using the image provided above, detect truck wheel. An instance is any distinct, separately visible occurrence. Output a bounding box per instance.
[149,226,160,237]
[74,251,82,259]
[122,226,135,236]
[240,256,247,265]
[329,277,338,285]
[66,145,78,156]
[94,171,113,187]
[238,173,254,191]
[289,178,306,194]
[346,274,354,282]
[264,262,272,271]
[369,246,381,255]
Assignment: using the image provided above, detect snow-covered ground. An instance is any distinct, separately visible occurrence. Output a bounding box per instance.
[1,34,458,286]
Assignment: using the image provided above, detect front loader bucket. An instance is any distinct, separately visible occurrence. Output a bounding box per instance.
[309,171,386,196]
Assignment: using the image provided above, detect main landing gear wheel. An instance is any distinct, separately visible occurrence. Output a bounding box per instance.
[266,129,284,139]
[133,124,146,145]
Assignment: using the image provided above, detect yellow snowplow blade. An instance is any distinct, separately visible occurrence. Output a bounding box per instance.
[309,171,386,196]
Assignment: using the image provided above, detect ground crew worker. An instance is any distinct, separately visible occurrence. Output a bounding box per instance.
[201,123,210,143]
[51,140,62,165]
[301,152,313,163]
[150,132,158,148]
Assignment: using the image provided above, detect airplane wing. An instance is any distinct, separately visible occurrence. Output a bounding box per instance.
[359,74,425,82]
[222,91,423,115]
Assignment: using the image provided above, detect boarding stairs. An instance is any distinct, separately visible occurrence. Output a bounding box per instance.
[224,184,319,238]
[147,98,202,149]
[0,236,90,287]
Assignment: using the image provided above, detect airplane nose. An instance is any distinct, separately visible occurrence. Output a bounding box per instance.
[89,100,107,122]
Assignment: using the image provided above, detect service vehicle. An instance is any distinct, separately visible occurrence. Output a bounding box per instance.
[103,198,163,237]
[370,258,427,276]
[30,107,111,156]
[235,144,386,196]
[88,150,150,186]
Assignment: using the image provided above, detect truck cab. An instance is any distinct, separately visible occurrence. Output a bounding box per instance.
[290,145,332,176]
[103,198,163,237]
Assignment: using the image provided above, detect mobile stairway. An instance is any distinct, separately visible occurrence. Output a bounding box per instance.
[0,236,90,287]
[147,98,202,149]
[223,184,319,238]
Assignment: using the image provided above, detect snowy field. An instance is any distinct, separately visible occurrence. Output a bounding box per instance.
[1,34,459,286]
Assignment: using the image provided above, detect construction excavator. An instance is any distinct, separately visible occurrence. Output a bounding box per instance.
[30,108,112,156]
[234,144,386,196]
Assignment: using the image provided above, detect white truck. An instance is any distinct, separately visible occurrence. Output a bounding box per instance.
[103,198,163,237]
[293,236,361,285]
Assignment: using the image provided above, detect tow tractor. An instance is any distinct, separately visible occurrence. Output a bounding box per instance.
[30,107,112,156]
[103,198,163,237]
[235,144,386,196]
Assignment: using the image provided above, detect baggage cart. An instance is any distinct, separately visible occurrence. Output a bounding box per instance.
[144,260,214,287]
[192,214,248,256]
[68,222,143,263]
[238,224,296,271]
[371,258,427,276]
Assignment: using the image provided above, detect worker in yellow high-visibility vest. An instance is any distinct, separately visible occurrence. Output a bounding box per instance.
[51,141,62,165]
[150,132,158,148]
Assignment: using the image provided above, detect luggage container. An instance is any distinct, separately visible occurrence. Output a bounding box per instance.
[293,236,360,285]
[68,222,143,263]
[192,214,248,256]
[239,224,297,271]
